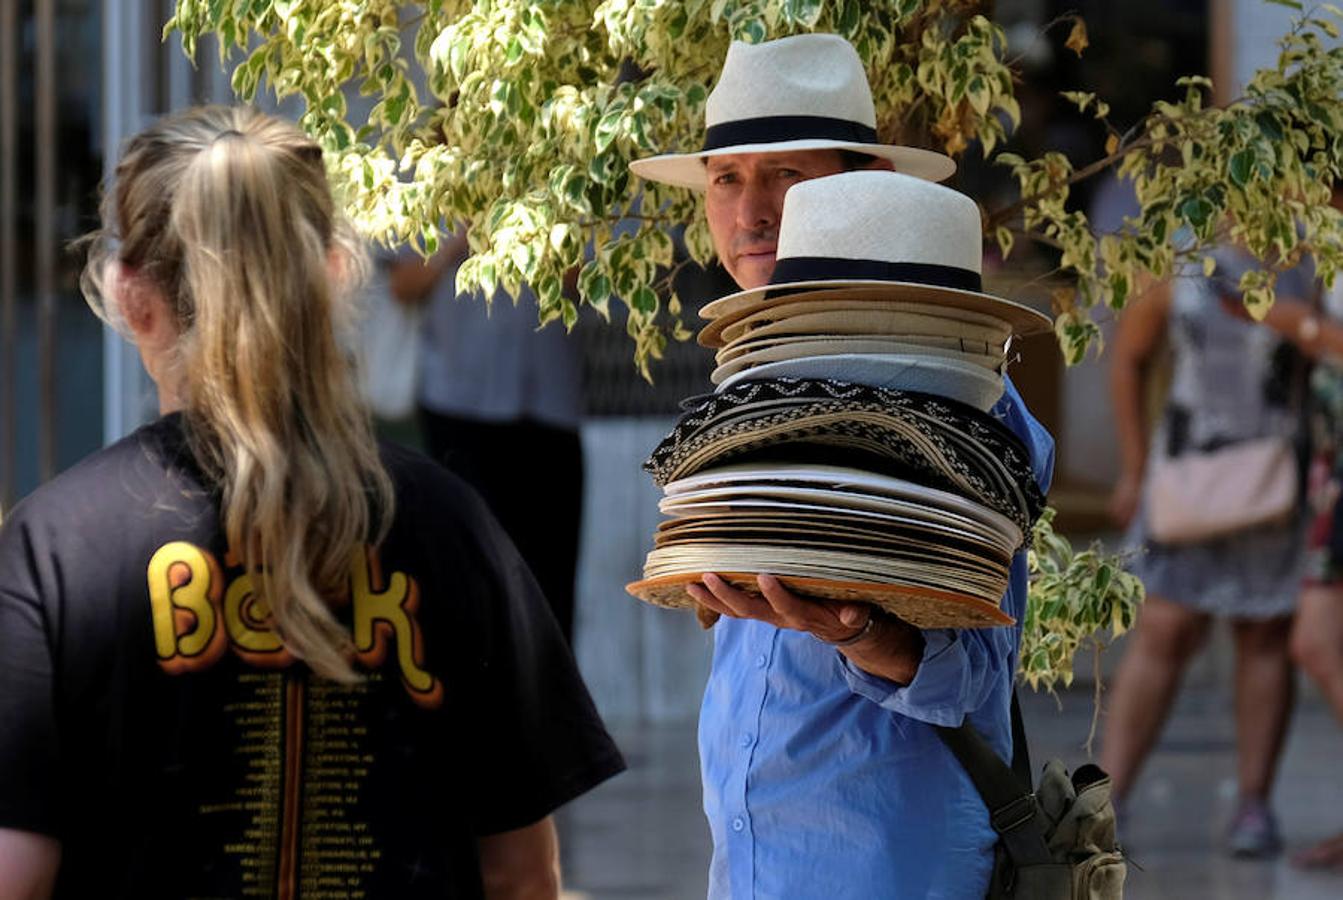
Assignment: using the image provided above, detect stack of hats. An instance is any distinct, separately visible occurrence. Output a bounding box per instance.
[627,171,1052,628]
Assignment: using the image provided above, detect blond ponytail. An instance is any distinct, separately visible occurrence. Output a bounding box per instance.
[82,106,394,682]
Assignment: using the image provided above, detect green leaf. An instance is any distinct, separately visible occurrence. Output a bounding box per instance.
[1256,111,1284,142]
[737,19,767,44]
[784,0,824,27]
[836,0,861,34]
[1229,148,1255,187]
[1092,565,1112,593]
[668,6,689,38]
[579,262,612,312]
[1179,195,1214,230]
[384,92,407,127]
[594,109,623,153]
[631,285,658,314]
[1108,272,1128,310]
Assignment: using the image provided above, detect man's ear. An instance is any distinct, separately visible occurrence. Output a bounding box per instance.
[866,157,896,172]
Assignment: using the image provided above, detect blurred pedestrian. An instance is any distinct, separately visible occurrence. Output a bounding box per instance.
[0,105,623,899]
[1101,248,1314,858]
[388,245,585,643]
[1231,187,1343,868]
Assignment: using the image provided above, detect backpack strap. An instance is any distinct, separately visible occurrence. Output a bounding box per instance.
[934,691,1053,868]
[1008,690,1033,788]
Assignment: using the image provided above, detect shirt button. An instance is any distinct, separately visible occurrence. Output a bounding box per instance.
[731,817,745,832]
[739,733,754,748]
[755,654,768,668]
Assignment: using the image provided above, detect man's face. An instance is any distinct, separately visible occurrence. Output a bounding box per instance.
[705,150,852,290]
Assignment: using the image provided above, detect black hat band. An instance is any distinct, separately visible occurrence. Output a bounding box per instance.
[702,115,880,152]
[764,256,983,299]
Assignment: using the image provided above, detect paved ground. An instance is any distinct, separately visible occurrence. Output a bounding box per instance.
[557,681,1343,899]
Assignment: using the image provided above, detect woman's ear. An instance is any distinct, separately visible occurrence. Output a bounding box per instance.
[111,262,170,339]
[109,262,185,413]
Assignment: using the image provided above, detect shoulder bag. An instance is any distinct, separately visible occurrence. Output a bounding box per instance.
[934,695,1127,900]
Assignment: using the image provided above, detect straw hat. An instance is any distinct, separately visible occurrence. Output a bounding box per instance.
[715,306,1013,348]
[626,464,1023,628]
[629,34,955,190]
[698,170,1052,335]
[644,378,1045,534]
[701,296,1018,349]
[714,353,1006,411]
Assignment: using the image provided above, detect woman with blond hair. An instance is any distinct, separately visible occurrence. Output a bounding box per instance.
[0,105,622,899]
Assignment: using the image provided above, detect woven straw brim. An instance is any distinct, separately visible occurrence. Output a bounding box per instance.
[626,571,1014,628]
[699,282,1052,338]
[630,140,956,191]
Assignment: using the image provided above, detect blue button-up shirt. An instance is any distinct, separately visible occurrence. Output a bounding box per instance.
[700,377,1055,899]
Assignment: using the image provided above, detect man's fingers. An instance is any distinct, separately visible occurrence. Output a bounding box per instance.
[687,582,733,618]
[695,573,878,643]
[757,574,845,633]
[701,572,751,603]
[756,574,810,618]
[702,573,776,621]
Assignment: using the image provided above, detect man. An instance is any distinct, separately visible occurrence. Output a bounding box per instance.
[387,236,586,645]
[631,34,1054,897]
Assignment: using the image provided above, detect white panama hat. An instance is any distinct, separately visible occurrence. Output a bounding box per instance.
[629,33,955,190]
[698,170,1053,335]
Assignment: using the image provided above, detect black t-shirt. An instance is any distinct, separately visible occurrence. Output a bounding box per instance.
[0,414,624,899]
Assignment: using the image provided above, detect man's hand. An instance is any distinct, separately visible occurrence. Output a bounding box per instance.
[687,573,925,684]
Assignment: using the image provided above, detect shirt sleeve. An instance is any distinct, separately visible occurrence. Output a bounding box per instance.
[0,513,62,836]
[451,486,626,836]
[839,377,1053,725]
[838,553,1025,727]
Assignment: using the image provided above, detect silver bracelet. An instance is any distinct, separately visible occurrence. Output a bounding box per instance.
[826,614,878,647]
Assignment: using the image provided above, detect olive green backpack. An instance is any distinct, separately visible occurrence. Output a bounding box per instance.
[935,696,1127,900]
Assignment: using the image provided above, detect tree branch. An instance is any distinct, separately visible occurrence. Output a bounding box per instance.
[984,132,1161,231]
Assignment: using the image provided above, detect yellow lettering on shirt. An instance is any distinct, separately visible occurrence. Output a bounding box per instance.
[223,572,292,667]
[350,547,442,708]
[145,542,440,706]
[147,541,229,674]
